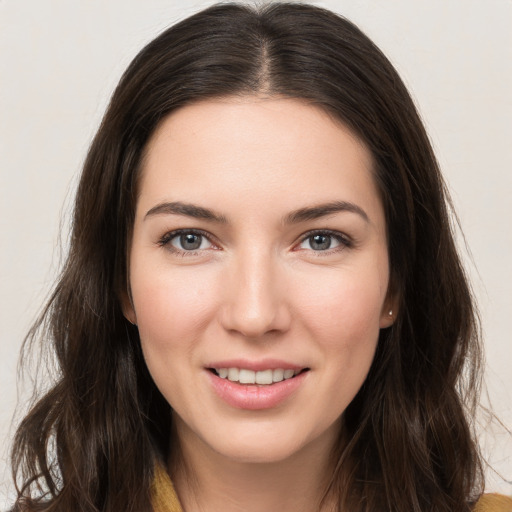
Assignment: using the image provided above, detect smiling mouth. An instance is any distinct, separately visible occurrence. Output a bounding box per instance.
[209,367,310,385]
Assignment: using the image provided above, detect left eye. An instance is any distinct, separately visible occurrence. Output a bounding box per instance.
[298,233,344,251]
[169,232,213,251]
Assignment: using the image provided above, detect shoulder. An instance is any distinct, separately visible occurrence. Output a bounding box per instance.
[474,494,512,512]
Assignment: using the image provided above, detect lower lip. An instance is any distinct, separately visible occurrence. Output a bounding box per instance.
[206,370,308,410]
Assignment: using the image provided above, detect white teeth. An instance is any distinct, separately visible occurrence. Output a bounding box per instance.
[239,369,256,384]
[217,368,228,378]
[283,369,295,379]
[255,369,273,385]
[227,368,239,382]
[272,368,284,382]
[214,367,303,384]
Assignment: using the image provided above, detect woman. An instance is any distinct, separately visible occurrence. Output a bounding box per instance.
[10,2,511,511]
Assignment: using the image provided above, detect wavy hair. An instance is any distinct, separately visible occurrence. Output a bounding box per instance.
[11,3,484,511]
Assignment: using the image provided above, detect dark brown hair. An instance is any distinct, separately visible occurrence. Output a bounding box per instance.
[12,3,484,511]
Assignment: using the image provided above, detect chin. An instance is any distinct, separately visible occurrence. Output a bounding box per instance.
[213,438,308,465]
[196,417,340,466]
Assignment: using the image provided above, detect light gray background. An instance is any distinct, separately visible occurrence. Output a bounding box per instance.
[1,0,511,505]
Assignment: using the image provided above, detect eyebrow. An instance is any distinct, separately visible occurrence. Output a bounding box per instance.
[144,200,369,224]
[283,201,369,225]
[144,201,228,223]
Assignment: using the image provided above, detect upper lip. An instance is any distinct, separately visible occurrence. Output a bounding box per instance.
[205,359,308,372]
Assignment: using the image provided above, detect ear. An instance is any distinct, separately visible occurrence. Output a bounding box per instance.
[120,286,137,326]
[379,293,399,329]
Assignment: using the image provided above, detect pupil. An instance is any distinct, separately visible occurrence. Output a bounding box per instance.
[181,233,201,250]
[311,234,331,250]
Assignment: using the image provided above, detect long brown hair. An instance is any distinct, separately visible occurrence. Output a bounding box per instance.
[11,3,484,511]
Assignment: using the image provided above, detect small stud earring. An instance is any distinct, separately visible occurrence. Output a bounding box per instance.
[388,310,393,316]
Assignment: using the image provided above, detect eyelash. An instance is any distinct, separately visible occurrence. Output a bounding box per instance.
[157,228,216,257]
[297,229,353,255]
[157,228,353,257]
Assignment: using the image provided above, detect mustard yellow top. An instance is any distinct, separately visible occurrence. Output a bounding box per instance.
[151,463,512,512]
[150,463,183,512]
[474,495,512,512]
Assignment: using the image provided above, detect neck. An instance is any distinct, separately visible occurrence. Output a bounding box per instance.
[170,420,340,512]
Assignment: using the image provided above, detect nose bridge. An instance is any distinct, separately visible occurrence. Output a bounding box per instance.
[221,245,288,337]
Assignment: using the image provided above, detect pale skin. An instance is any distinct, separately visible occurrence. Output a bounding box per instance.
[124,96,397,512]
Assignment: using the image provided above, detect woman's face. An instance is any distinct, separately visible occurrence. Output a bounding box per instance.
[125,96,394,464]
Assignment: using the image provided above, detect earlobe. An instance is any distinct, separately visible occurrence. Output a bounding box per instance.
[123,306,137,326]
[379,297,398,329]
[120,288,137,326]
[379,308,394,329]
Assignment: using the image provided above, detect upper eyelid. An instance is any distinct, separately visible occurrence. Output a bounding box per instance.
[299,228,348,238]
[159,228,218,248]
[161,227,214,240]
[297,229,352,244]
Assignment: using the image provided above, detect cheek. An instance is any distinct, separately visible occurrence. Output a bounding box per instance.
[296,268,384,411]
[130,263,220,354]
[293,265,386,346]
[129,263,223,409]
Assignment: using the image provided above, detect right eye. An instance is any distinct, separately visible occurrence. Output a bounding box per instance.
[171,232,211,251]
[159,229,215,255]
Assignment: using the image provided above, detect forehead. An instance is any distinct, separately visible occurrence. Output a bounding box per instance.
[137,96,382,225]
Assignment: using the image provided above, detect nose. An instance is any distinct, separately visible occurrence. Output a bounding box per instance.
[219,249,291,339]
